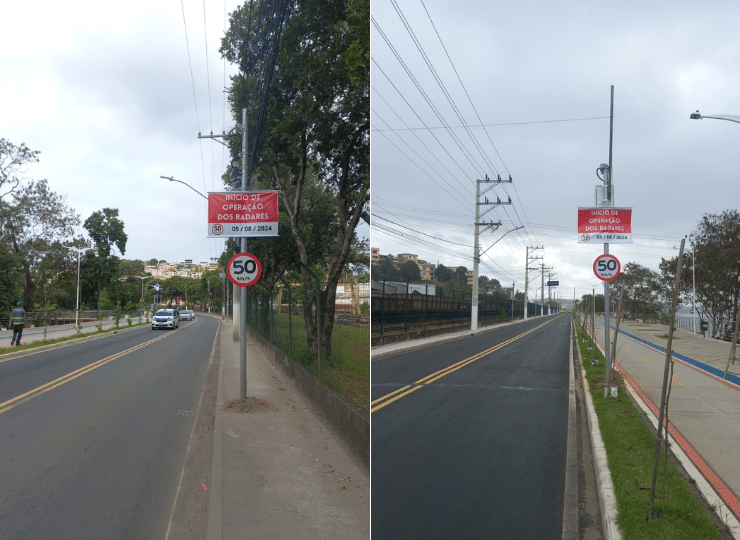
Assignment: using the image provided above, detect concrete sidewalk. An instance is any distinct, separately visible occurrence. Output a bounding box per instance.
[592,317,740,527]
[207,319,369,540]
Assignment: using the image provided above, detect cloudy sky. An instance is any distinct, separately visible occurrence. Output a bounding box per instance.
[2,0,248,264]
[370,0,740,303]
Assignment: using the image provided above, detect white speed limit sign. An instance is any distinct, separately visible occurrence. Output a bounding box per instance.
[593,253,620,281]
[227,252,262,287]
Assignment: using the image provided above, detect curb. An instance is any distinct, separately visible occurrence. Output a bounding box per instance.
[618,367,740,539]
[589,324,740,537]
[575,322,622,540]
[205,317,224,540]
[561,320,578,539]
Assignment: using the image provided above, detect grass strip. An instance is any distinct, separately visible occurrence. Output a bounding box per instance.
[267,313,369,415]
[574,320,727,539]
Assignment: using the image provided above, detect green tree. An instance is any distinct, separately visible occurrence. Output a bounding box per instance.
[0,139,41,308]
[81,208,127,309]
[221,0,369,362]
[373,257,400,281]
[0,245,22,311]
[0,138,40,209]
[435,264,451,283]
[613,261,665,316]
[345,237,370,277]
[6,180,80,307]
[400,260,421,282]
[454,266,469,289]
[201,270,223,311]
[660,210,740,337]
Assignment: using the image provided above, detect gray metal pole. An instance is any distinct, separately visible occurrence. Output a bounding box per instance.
[240,107,248,400]
[604,85,614,395]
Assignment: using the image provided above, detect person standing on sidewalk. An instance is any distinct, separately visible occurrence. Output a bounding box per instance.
[10,301,25,346]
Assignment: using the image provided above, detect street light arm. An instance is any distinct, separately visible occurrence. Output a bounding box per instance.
[480,226,524,258]
[160,176,208,200]
[690,111,740,124]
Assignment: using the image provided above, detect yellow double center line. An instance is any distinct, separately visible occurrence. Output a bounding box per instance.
[372,318,557,413]
[0,330,176,416]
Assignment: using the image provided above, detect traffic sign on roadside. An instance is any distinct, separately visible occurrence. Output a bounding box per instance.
[227,252,262,287]
[593,253,620,281]
[207,191,279,238]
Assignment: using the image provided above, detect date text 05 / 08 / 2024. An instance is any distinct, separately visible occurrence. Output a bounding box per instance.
[231,225,273,232]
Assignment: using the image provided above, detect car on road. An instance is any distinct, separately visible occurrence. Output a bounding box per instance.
[152,309,180,330]
[180,309,195,321]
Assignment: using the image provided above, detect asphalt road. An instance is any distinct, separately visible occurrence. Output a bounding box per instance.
[372,314,571,539]
[0,316,218,540]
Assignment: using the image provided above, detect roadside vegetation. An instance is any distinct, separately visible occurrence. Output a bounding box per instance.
[574,319,728,539]
[270,312,369,414]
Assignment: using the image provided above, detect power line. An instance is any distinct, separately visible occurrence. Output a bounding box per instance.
[389,0,494,178]
[372,116,611,132]
[202,0,214,199]
[371,19,482,189]
[372,104,469,208]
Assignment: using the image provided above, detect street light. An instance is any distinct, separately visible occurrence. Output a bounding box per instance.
[132,275,152,320]
[689,110,740,124]
[63,245,94,328]
[160,176,208,200]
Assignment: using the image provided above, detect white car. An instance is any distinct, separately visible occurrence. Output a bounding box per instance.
[152,309,180,330]
[180,310,194,321]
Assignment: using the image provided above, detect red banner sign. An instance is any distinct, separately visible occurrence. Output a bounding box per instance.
[578,207,632,244]
[207,191,279,238]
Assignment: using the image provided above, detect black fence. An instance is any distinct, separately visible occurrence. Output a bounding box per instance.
[371,281,547,336]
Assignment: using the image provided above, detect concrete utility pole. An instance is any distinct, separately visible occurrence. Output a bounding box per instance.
[197,109,250,399]
[540,264,552,316]
[471,174,511,331]
[525,246,543,320]
[541,263,552,316]
[512,281,515,321]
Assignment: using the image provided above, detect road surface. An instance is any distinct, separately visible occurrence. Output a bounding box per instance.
[0,316,218,539]
[372,314,572,539]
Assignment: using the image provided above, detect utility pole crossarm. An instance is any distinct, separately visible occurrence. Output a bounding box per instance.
[471,174,515,331]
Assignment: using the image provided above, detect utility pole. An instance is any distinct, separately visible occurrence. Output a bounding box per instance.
[541,263,553,316]
[198,109,250,399]
[512,281,515,321]
[472,174,511,331]
[525,246,543,320]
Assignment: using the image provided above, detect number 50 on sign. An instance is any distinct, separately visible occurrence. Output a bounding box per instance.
[227,253,262,287]
[593,253,620,281]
